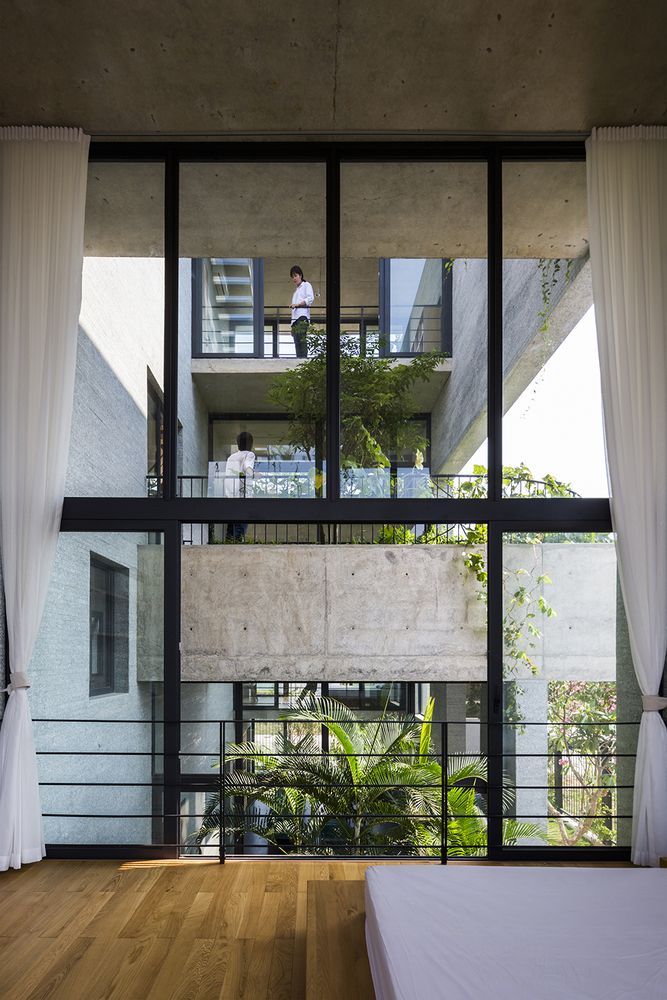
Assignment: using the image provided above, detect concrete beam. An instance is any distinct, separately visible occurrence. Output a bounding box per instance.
[84,160,588,261]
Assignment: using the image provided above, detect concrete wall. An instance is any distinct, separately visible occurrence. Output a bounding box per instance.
[178,259,209,477]
[431,254,591,473]
[29,532,159,845]
[176,541,620,684]
[180,544,484,683]
[66,257,164,497]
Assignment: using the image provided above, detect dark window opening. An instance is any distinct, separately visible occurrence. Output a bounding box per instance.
[89,554,129,697]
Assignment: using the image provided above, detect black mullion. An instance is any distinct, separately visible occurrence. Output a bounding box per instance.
[326,150,341,500]
[61,496,613,527]
[163,521,181,856]
[163,150,179,500]
[486,523,504,859]
[488,149,503,502]
[191,259,203,358]
[89,140,585,165]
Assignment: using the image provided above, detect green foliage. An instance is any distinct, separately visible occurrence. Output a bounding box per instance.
[194,695,542,857]
[547,681,618,847]
[537,257,574,336]
[267,327,446,469]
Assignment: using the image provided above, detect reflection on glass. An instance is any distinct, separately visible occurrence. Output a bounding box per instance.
[502,532,641,847]
[198,258,255,354]
[386,258,449,355]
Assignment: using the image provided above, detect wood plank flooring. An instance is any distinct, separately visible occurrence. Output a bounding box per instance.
[0,858,631,999]
[0,859,390,1000]
[306,881,374,1000]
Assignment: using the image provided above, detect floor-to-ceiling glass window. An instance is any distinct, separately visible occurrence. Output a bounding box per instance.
[339,161,488,499]
[39,142,633,861]
[178,521,486,858]
[178,161,328,505]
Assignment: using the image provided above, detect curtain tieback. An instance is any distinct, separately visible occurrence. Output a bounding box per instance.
[642,694,667,712]
[1,671,31,693]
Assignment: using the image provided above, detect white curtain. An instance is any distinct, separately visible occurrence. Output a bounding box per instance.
[0,126,89,870]
[587,126,667,866]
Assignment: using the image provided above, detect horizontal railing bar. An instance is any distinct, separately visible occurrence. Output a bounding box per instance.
[33,718,641,726]
[35,751,637,761]
[36,751,160,756]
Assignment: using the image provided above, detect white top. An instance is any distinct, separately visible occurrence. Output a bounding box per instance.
[291,280,314,323]
[223,449,255,498]
[365,865,667,1000]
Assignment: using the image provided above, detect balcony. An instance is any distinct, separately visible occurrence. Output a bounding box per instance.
[191,304,452,412]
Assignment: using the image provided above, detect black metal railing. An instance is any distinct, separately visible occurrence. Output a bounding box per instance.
[147,471,578,507]
[197,304,449,359]
[33,717,636,860]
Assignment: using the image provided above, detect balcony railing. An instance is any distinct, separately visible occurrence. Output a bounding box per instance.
[147,471,579,502]
[196,304,450,359]
[33,715,634,859]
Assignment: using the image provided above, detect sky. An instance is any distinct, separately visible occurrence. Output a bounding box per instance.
[462,306,609,497]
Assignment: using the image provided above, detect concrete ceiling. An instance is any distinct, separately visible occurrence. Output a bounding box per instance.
[2,2,666,135]
[85,160,588,260]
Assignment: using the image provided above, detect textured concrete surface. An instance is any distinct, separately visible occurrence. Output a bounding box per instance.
[431,252,591,473]
[190,357,452,413]
[1,2,665,134]
[180,543,487,682]
[66,257,164,497]
[29,532,156,845]
[178,541,621,684]
[84,160,588,262]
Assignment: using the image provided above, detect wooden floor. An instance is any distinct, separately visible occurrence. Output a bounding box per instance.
[0,858,632,1000]
[0,858,389,1000]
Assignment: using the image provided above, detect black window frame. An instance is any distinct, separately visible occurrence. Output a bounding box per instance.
[378,256,453,357]
[57,139,622,863]
[89,553,130,697]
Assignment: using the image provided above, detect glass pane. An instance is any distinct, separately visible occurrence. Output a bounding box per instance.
[70,162,164,497]
[501,162,607,497]
[180,522,488,858]
[502,532,641,848]
[200,258,255,354]
[30,532,164,846]
[340,162,488,499]
[179,162,327,499]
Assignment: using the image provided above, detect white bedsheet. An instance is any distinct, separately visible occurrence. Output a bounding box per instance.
[365,865,667,1000]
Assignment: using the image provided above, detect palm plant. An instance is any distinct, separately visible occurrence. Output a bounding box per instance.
[194,694,541,857]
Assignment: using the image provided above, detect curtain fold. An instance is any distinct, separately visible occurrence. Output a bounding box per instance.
[586,125,667,866]
[0,125,89,870]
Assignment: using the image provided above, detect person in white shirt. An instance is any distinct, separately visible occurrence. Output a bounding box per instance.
[290,264,314,358]
[224,431,255,541]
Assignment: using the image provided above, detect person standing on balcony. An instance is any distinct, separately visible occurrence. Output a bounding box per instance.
[225,431,255,542]
[290,264,314,358]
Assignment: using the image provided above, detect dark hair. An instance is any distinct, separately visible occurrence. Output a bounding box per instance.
[290,265,304,279]
[237,431,254,451]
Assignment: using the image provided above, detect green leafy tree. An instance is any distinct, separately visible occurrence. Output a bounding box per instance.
[547,681,617,846]
[267,328,446,470]
[194,695,541,857]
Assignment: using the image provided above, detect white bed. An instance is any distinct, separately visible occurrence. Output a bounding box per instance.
[365,865,667,1000]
